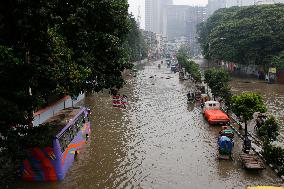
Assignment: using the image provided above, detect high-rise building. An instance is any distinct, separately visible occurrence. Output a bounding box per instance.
[207,0,226,16]
[186,6,207,55]
[165,5,189,40]
[163,4,207,55]
[145,0,172,34]
[255,0,277,4]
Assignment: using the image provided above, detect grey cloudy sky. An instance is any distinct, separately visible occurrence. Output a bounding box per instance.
[128,0,208,28]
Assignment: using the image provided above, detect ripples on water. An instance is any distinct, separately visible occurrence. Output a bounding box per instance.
[230,78,284,138]
[15,62,283,189]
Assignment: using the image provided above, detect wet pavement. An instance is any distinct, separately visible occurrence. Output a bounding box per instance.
[15,60,283,189]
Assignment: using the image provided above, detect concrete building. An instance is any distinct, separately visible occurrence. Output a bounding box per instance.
[208,0,284,14]
[142,30,164,60]
[255,0,276,5]
[186,6,207,55]
[165,5,189,40]
[145,0,173,34]
[207,0,226,16]
[163,5,207,55]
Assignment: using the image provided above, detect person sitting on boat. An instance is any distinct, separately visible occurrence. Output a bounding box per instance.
[187,92,191,99]
[187,92,194,102]
[121,95,128,103]
[243,136,251,153]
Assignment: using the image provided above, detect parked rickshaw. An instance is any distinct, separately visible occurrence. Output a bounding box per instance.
[218,135,234,160]
[219,126,234,139]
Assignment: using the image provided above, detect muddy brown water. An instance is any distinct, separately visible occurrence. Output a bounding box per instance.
[230,77,284,141]
[15,61,283,189]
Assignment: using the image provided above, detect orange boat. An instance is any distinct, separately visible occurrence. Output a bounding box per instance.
[203,101,230,125]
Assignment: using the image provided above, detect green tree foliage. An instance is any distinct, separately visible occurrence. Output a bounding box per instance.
[197,4,284,67]
[177,44,191,59]
[257,116,280,142]
[231,92,267,136]
[126,15,148,62]
[271,50,284,70]
[204,68,230,102]
[263,143,284,175]
[177,49,201,82]
[0,0,138,185]
[219,84,233,111]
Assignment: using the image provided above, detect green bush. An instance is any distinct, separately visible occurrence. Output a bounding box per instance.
[257,116,280,142]
[263,143,284,174]
[177,50,201,83]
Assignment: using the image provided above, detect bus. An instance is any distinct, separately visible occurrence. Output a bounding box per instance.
[21,107,91,181]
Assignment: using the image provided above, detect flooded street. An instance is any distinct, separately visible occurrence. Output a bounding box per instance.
[230,77,284,136]
[16,61,283,189]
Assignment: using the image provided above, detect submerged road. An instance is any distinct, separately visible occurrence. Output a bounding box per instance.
[16,60,283,189]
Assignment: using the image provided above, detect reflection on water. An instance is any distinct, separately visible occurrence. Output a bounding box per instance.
[15,62,283,189]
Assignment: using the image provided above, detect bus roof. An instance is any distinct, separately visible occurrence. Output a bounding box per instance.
[42,107,83,137]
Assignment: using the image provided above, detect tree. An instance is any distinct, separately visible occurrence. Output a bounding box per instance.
[204,68,230,100]
[177,44,191,59]
[271,50,284,70]
[177,49,201,83]
[219,84,233,113]
[257,116,280,142]
[231,92,267,136]
[263,143,284,175]
[125,15,148,62]
[197,4,284,68]
[0,0,132,185]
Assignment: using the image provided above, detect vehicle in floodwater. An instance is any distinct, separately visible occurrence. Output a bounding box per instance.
[218,135,234,160]
[219,126,234,139]
[21,107,91,181]
[203,101,230,125]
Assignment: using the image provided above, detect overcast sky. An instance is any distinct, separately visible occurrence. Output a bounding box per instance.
[128,0,208,28]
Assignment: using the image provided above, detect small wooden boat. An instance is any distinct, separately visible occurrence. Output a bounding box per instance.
[240,153,265,170]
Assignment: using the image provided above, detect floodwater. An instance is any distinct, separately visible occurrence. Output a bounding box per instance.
[230,77,284,140]
[15,61,283,189]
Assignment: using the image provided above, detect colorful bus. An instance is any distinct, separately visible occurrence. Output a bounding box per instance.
[21,107,91,181]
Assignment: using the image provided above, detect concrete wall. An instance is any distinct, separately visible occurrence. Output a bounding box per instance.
[33,92,85,126]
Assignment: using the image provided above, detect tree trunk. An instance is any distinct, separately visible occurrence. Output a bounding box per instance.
[245,121,248,137]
